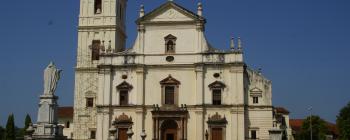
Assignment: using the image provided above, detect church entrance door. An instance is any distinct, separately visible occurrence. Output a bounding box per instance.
[161,120,178,140]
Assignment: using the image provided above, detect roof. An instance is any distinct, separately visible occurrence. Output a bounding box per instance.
[275,107,290,115]
[58,107,73,118]
[289,119,303,132]
[136,1,205,24]
[289,119,339,136]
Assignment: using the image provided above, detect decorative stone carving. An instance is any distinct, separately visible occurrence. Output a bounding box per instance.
[207,112,227,125]
[160,75,181,85]
[208,81,226,89]
[116,81,133,90]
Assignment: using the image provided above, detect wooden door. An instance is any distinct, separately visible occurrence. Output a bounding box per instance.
[163,129,177,140]
[212,128,223,140]
[118,128,128,140]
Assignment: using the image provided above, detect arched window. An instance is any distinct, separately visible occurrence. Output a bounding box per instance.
[164,34,177,54]
[166,40,175,53]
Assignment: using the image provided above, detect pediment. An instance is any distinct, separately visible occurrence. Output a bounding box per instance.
[137,2,204,23]
[250,87,262,93]
[208,81,226,89]
[160,75,181,85]
[116,81,133,90]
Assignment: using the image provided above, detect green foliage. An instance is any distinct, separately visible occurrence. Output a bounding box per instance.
[337,102,350,140]
[24,114,32,130]
[297,115,328,140]
[5,114,16,140]
[0,125,4,139]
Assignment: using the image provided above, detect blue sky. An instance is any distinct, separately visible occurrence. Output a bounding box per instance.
[0,0,349,127]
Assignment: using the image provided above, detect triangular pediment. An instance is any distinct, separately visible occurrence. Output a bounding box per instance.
[208,81,226,89]
[137,2,205,23]
[160,75,181,85]
[250,87,262,93]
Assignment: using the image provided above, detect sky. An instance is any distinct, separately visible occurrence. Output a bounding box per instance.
[0,0,349,127]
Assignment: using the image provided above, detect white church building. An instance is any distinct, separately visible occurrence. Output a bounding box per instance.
[71,0,292,140]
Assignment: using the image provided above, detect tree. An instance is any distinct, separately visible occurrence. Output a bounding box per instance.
[24,114,32,130]
[0,125,4,139]
[297,115,328,140]
[5,114,16,140]
[337,102,350,140]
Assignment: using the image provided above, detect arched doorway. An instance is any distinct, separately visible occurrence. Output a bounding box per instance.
[161,120,178,140]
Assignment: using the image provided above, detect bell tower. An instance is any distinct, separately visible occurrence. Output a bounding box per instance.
[76,0,127,68]
[73,0,127,139]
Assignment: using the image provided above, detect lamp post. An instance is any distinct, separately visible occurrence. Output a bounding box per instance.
[140,129,147,140]
[127,127,134,140]
[308,106,313,140]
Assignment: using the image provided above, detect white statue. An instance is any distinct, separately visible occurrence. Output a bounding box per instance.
[43,62,62,95]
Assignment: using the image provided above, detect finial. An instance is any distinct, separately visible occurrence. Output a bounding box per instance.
[139,4,145,17]
[197,2,203,16]
[230,36,235,50]
[238,37,242,50]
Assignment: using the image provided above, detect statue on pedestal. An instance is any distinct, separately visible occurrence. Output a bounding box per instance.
[26,62,66,140]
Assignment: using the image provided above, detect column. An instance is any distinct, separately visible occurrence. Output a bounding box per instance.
[136,67,144,105]
[196,111,204,140]
[195,65,204,105]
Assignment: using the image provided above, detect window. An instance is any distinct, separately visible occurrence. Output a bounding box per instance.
[86,98,94,107]
[94,0,102,14]
[120,90,129,105]
[165,86,175,105]
[253,97,259,104]
[66,121,70,128]
[90,130,96,139]
[166,40,175,53]
[91,40,101,60]
[164,34,177,54]
[251,130,257,139]
[213,89,222,105]
[160,75,180,106]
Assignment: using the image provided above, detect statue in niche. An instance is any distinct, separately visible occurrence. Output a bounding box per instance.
[43,62,62,95]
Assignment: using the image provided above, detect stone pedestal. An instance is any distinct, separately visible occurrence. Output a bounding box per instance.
[269,128,283,140]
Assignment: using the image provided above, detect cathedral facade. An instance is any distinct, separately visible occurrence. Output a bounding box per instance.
[73,0,290,140]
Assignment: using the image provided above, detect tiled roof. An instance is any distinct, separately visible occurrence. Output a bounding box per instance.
[289,119,303,132]
[289,119,339,136]
[275,107,290,114]
[58,107,73,118]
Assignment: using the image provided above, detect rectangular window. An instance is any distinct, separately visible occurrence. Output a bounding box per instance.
[94,0,102,14]
[90,130,96,139]
[251,130,257,139]
[91,40,101,60]
[213,89,222,105]
[86,98,94,107]
[253,97,259,104]
[165,86,175,105]
[120,90,129,105]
